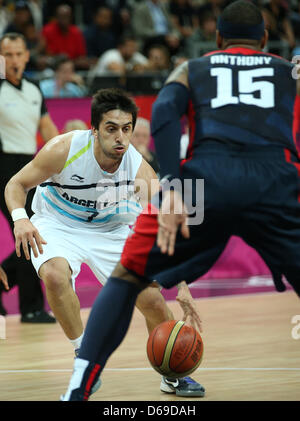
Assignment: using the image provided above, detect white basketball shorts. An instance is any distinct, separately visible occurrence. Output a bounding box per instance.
[30,214,131,290]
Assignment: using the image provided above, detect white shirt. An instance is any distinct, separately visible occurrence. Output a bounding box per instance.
[92,49,148,76]
[0,78,47,154]
[32,130,143,231]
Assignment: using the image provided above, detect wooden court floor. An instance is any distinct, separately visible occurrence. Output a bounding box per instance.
[0,290,299,401]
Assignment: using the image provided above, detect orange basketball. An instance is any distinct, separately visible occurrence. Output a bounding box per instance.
[147,320,204,378]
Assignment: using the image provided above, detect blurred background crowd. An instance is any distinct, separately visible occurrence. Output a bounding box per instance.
[0,0,299,96]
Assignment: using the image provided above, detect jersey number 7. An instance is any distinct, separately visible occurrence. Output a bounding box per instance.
[210,67,275,109]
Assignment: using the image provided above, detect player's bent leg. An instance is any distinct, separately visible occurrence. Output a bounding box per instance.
[62,264,151,401]
[135,283,174,334]
[39,257,83,340]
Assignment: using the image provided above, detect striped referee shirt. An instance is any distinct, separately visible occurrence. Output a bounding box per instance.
[0,77,48,155]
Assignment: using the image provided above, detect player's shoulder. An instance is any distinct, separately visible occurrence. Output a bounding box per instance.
[42,131,74,157]
[261,51,294,69]
[188,54,214,68]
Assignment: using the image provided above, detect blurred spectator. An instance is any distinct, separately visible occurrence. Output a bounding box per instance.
[90,35,149,76]
[0,0,13,37]
[22,22,43,70]
[262,0,295,52]
[41,4,89,69]
[63,119,88,133]
[83,0,133,39]
[197,0,227,21]
[145,44,171,72]
[185,12,217,57]
[43,0,76,23]
[40,56,87,98]
[290,2,300,42]
[27,0,43,31]
[131,0,181,56]
[131,117,160,174]
[84,6,117,62]
[3,1,46,71]
[169,0,198,40]
[4,1,34,35]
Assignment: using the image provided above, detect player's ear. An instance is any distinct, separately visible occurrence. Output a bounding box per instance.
[216,30,223,49]
[260,29,268,49]
[91,126,98,138]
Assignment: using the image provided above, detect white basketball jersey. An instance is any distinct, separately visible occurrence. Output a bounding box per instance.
[32,130,143,231]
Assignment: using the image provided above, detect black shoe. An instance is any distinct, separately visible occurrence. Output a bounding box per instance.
[21,310,56,323]
[160,376,206,397]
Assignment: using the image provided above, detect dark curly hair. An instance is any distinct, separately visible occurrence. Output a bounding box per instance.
[91,88,139,130]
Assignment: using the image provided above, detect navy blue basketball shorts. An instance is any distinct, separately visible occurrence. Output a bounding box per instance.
[121,141,300,297]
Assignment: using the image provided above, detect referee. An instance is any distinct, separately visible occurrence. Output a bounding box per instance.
[0,33,58,322]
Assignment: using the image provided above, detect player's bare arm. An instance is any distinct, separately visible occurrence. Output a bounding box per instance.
[5,132,73,260]
[134,158,160,208]
[165,60,189,88]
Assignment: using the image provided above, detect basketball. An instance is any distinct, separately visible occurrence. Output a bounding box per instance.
[147,320,204,378]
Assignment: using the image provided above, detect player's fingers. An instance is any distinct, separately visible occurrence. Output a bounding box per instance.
[180,220,190,239]
[15,237,21,258]
[190,308,203,332]
[157,227,169,254]
[184,314,196,330]
[157,215,171,253]
[167,229,176,256]
[34,232,46,255]
[193,313,203,333]
[21,237,30,260]
[29,234,39,258]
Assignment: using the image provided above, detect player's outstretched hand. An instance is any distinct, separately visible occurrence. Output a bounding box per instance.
[157,190,190,256]
[176,281,202,333]
[13,219,47,260]
[0,265,9,291]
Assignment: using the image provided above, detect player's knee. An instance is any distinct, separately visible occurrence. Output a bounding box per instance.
[137,287,167,316]
[39,258,72,293]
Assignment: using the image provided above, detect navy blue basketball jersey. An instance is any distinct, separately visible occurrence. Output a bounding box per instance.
[186,47,299,160]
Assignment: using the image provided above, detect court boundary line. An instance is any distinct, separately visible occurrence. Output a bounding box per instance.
[2,289,297,320]
[0,367,300,374]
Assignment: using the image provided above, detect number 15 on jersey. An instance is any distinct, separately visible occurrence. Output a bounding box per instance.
[211,67,275,109]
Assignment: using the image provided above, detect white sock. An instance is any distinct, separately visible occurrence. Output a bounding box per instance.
[69,332,84,350]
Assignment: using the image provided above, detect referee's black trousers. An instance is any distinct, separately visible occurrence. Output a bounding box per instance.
[0,153,44,315]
